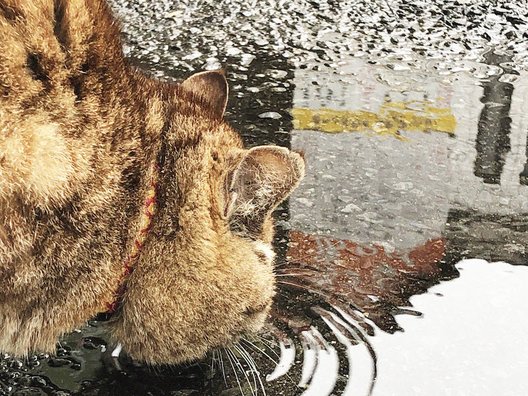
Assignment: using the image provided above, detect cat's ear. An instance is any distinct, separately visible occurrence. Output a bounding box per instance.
[226,146,305,237]
[181,70,228,119]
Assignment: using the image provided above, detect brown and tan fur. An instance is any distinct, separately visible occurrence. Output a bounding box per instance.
[0,0,304,364]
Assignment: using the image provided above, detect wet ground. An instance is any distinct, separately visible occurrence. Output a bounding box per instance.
[3,0,528,395]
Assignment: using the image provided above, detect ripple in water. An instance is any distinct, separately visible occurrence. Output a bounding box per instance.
[248,259,528,396]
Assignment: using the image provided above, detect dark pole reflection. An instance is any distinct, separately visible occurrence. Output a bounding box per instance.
[474,51,514,184]
[520,103,528,185]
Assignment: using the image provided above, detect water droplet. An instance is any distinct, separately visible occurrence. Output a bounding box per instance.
[258,111,282,119]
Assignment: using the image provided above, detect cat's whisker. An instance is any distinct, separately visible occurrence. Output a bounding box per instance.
[274,268,314,274]
[219,349,228,386]
[253,335,281,360]
[273,258,297,269]
[277,262,326,275]
[243,336,296,385]
[235,343,267,396]
[211,350,218,373]
[277,280,323,295]
[225,347,245,396]
[241,337,279,366]
[227,346,254,396]
[276,279,340,305]
[248,346,268,396]
[234,344,259,395]
[231,346,257,396]
[274,272,314,278]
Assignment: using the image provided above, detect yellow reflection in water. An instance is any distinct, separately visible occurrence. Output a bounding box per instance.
[292,101,456,137]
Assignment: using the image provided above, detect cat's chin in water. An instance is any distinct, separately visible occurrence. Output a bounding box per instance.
[113,238,278,366]
[112,311,271,367]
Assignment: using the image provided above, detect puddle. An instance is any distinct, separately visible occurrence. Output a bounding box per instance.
[370,259,528,396]
[3,1,528,395]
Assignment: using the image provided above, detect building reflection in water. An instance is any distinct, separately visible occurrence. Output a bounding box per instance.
[269,54,528,394]
[284,54,528,334]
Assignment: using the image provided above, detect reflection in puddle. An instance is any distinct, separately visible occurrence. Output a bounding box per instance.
[292,103,455,136]
[282,232,447,332]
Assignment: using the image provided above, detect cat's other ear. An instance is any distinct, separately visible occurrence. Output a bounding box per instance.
[226,146,305,238]
[181,70,228,119]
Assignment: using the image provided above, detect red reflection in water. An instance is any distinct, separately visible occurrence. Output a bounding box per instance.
[274,231,453,333]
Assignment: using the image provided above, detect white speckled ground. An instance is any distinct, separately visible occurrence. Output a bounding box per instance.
[109,0,528,77]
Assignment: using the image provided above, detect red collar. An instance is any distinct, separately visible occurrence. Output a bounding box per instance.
[106,162,159,313]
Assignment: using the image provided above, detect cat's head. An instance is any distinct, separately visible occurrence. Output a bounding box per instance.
[112,70,305,365]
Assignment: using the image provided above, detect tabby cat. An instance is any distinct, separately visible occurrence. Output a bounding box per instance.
[0,0,304,364]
